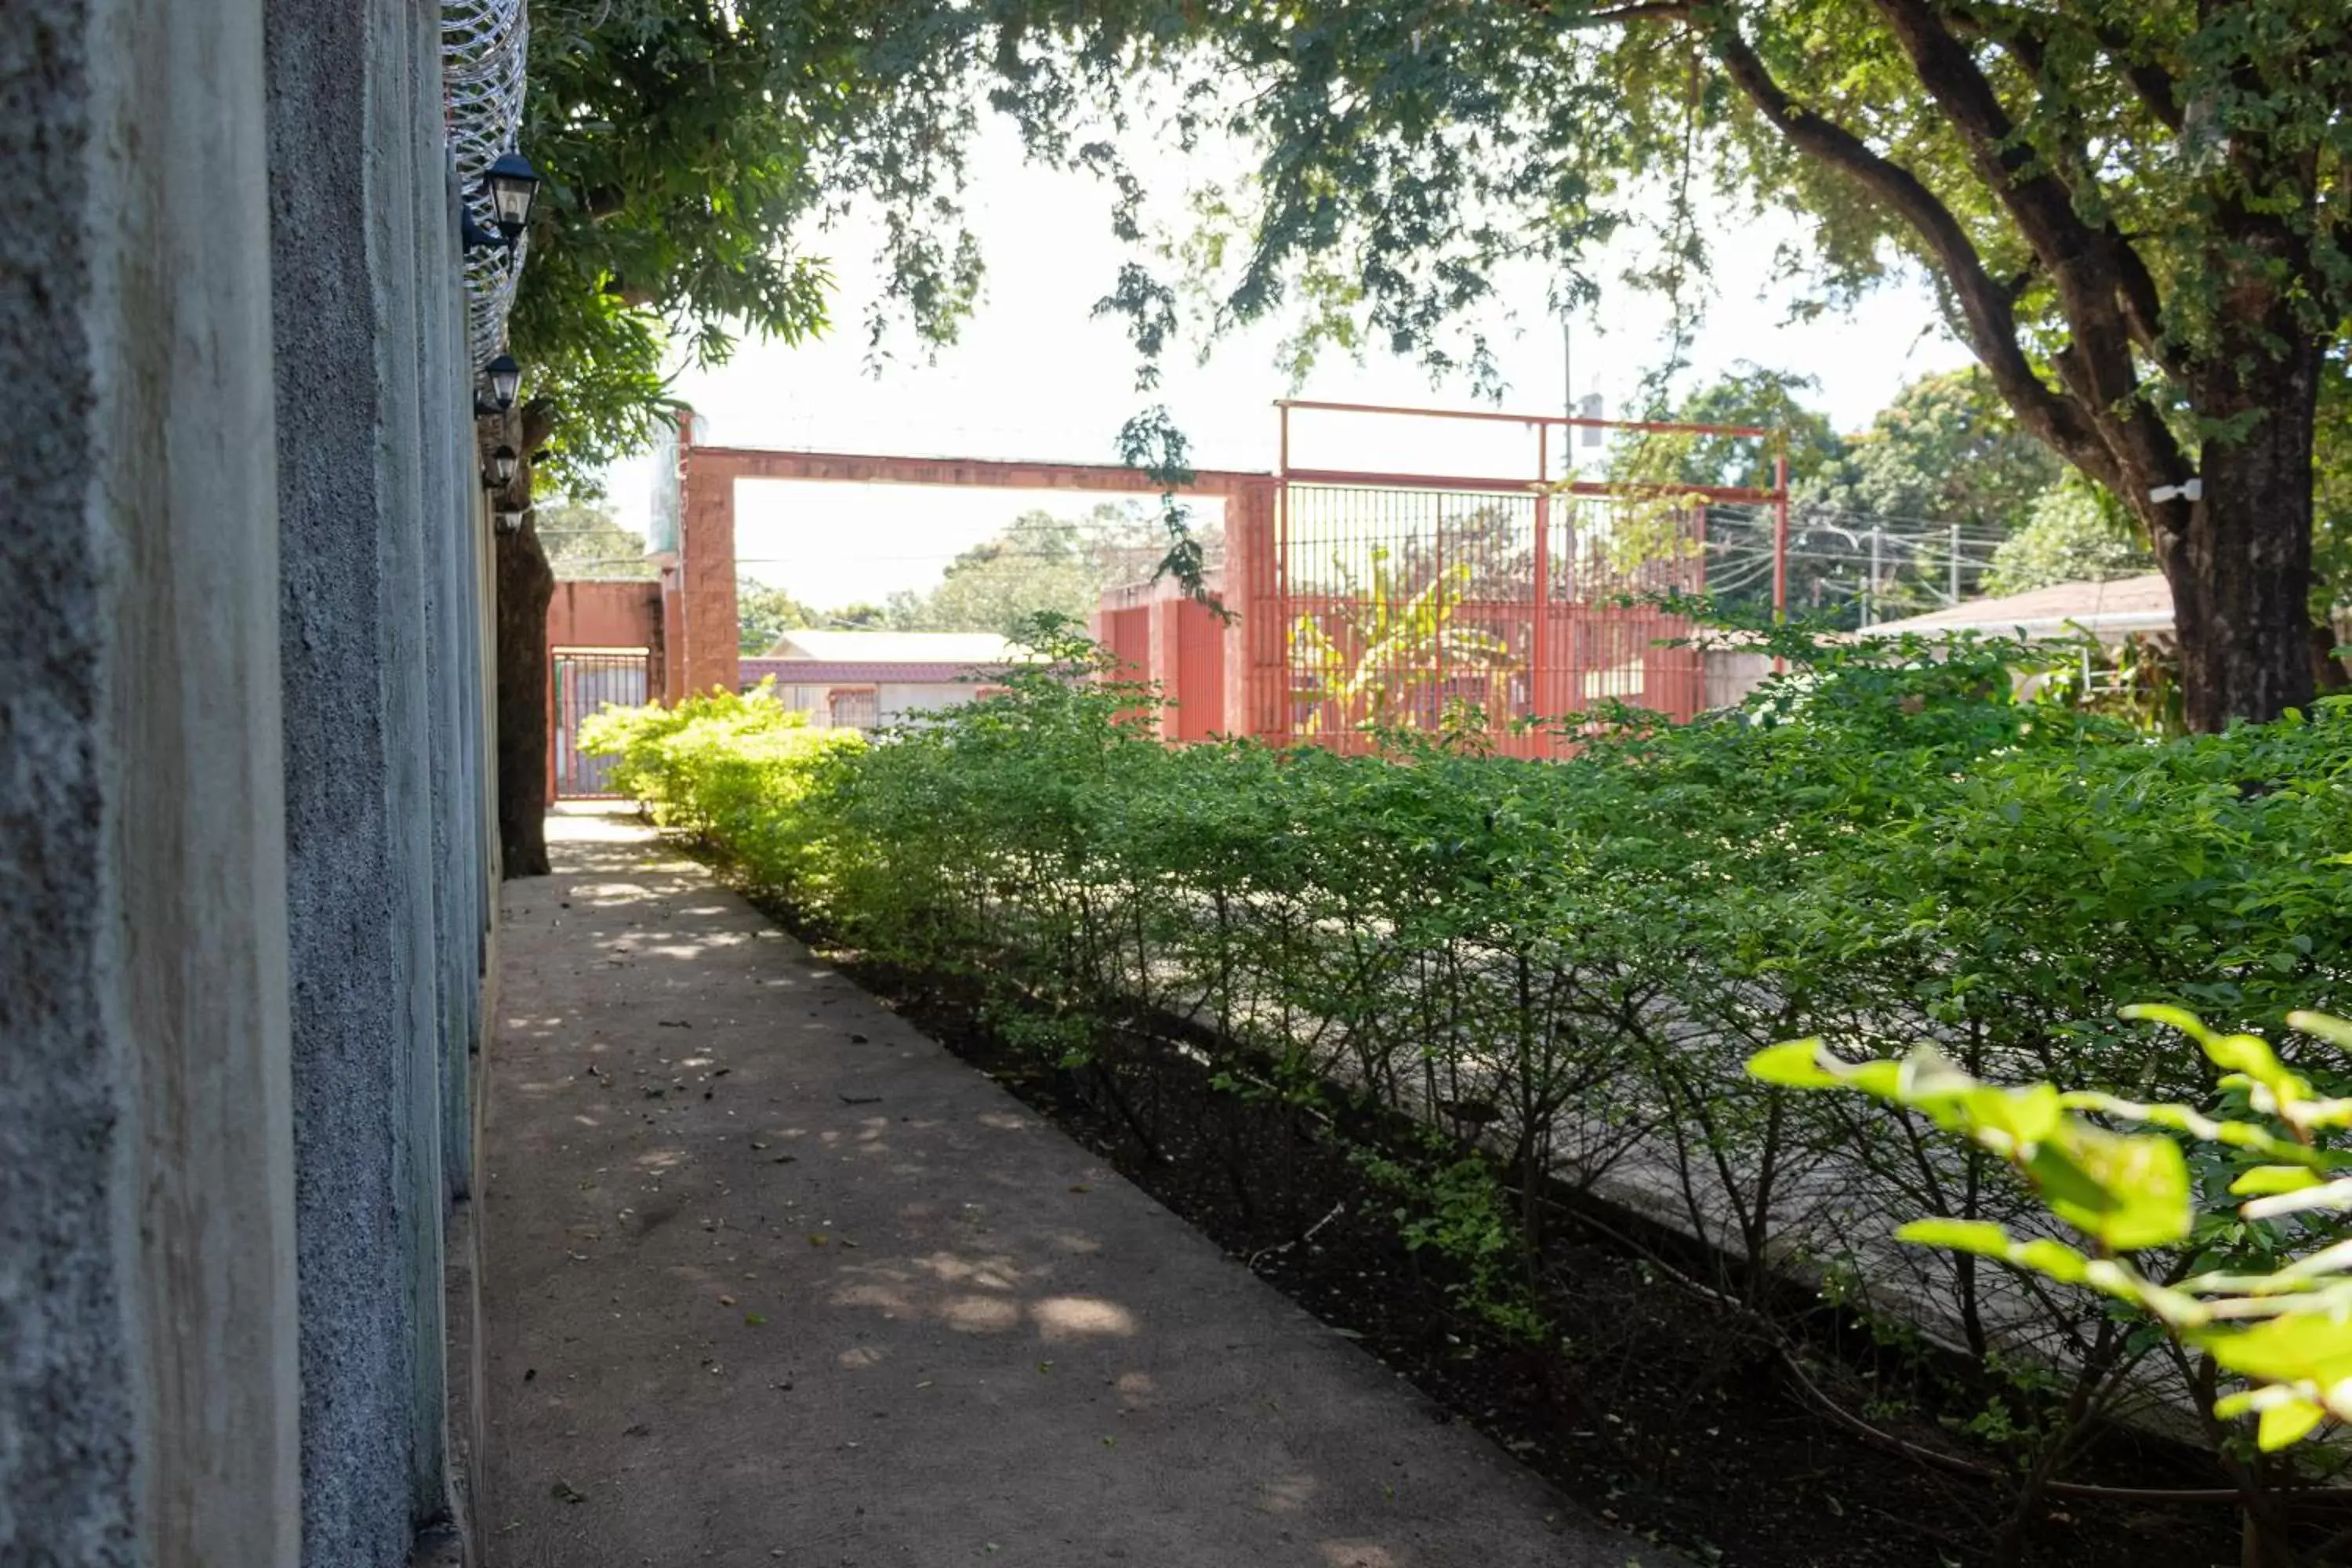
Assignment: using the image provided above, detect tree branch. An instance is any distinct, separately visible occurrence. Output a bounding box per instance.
[1702,18,2117,489]
[1871,0,2187,504]
[519,397,559,459]
[1938,3,2173,362]
[1575,1,1691,24]
[1949,1,2183,133]
[1543,0,2188,506]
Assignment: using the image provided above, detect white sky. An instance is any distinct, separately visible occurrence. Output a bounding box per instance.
[601,116,1973,611]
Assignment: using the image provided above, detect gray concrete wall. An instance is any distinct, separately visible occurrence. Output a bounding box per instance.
[3,1,493,1563]
[267,0,485,1562]
[2,0,304,1563]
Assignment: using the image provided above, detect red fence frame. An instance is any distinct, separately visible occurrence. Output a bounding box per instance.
[1250,400,1788,753]
[662,401,1788,756]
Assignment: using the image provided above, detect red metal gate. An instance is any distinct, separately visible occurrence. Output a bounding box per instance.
[1262,400,1785,755]
[551,647,651,798]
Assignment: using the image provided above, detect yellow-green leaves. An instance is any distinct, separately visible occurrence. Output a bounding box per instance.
[2230,1164,2325,1197]
[1744,1040,2191,1249]
[1894,1220,2096,1287]
[1750,1008,2352,1450]
[1744,1038,1838,1088]
[2034,1125,2190,1252]
[2198,1311,2352,1396]
[2119,1003,2324,1127]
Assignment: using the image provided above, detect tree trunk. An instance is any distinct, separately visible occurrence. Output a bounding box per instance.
[495,521,556,878]
[2148,345,2323,732]
[2313,618,2350,694]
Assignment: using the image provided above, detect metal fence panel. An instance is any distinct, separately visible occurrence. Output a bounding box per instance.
[552,649,651,797]
[1273,484,1704,755]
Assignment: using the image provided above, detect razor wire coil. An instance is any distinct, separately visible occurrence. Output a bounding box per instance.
[442,0,529,368]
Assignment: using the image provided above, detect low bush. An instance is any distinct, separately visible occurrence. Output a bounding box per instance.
[580,679,865,895]
[588,627,2352,1563]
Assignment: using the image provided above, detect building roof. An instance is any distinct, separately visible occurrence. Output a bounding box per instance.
[1858,573,2172,640]
[764,630,1018,664]
[742,659,1002,687]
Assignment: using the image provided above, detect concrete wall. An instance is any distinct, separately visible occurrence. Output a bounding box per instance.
[1704,649,1776,712]
[267,0,485,1561]
[2,1,492,1563]
[2,1,303,1563]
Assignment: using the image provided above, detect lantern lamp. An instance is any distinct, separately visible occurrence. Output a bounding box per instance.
[461,208,506,252]
[482,354,521,411]
[483,152,540,242]
[493,503,528,535]
[484,444,519,489]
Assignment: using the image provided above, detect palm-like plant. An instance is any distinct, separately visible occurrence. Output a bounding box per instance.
[1290,546,1515,736]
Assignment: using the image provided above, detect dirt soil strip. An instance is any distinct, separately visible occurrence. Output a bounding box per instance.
[479,808,1679,1568]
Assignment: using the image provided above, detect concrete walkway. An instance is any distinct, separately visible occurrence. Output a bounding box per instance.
[480,809,1674,1568]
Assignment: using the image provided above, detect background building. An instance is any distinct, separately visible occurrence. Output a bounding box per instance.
[745,630,1018,731]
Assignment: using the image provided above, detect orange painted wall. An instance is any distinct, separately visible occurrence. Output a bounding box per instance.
[546,579,660,653]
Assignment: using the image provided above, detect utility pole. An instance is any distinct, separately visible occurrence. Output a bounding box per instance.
[1948,521,1962,605]
[1865,525,1882,626]
[1562,315,1573,480]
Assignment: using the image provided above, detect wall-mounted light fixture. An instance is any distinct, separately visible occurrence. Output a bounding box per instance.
[483,152,541,242]
[494,503,528,535]
[481,354,521,412]
[461,209,507,252]
[484,444,519,489]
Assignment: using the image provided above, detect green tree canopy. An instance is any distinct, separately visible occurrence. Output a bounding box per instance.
[879,505,1168,635]
[739,579,817,658]
[1984,478,2159,597]
[507,0,2350,727]
[1612,364,1846,494]
[1817,368,2063,538]
[509,0,989,485]
[535,502,655,580]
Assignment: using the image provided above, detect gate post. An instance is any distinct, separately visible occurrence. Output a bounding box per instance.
[1531,424,1550,730]
[1228,478,1288,744]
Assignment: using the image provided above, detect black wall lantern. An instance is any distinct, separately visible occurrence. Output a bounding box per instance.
[461,209,506,252]
[482,354,521,412]
[494,503,528,535]
[483,152,540,242]
[484,444,518,489]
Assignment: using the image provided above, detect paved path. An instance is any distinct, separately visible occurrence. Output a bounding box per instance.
[480,809,1674,1568]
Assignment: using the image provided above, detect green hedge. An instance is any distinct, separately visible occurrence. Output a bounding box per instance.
[579,681,866,898]
[586,633,2352,1525]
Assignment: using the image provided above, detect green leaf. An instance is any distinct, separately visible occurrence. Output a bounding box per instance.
[1746,1039,1838,1089]
[2241,1177,2352,1221]
[2230,1166,2323,1198]
[2288,1011,2352,1053]
[1895,1218,2013,1257]
[2199,1312,2352,1390]
[2037,1125,2191,1251]
[2259,1398,2327,1451]
[2024,1142,2119,1220]
[1961,1083,2062,1146]
[2119,1003,2212,1044]
[2013,1238,2092,1286]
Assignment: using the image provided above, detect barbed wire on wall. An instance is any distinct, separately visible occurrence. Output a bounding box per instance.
[441,0,529,368]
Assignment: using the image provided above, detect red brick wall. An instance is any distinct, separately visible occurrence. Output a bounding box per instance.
[546,579,659,652]
[677,448,742,699]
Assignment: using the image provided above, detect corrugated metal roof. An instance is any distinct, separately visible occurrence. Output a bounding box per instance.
[763,630,1018,663]
[742,659,1003,686]
[1860,573,2171,638]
